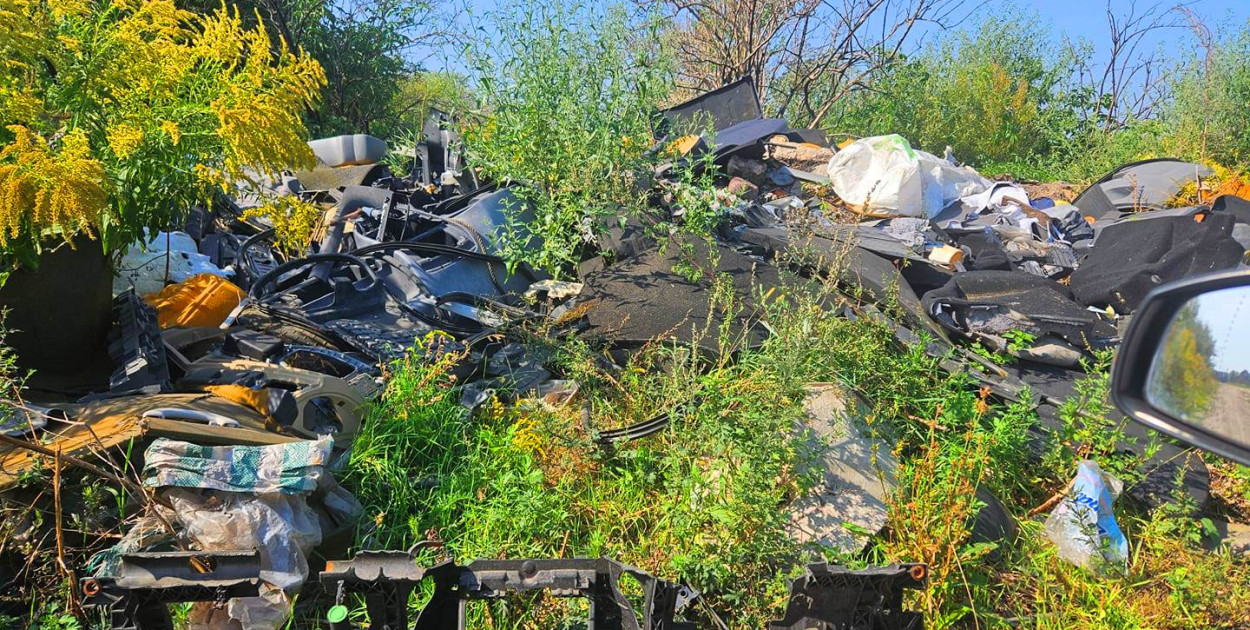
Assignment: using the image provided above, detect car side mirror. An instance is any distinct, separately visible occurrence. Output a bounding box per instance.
[1112,269,1250,467]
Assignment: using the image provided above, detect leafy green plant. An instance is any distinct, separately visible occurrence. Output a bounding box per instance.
[1166,19,1250,169]
[0,0,324,270]
[460,0,674,276]
[826,11,1078,168]
[1004,329,1037,355]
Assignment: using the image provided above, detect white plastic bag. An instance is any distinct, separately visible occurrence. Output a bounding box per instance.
[1043,460,1129,574]
[827,135,990,218]
[113,229,231,296]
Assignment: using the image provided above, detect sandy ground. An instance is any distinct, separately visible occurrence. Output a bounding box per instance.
[1205,381,1250,447]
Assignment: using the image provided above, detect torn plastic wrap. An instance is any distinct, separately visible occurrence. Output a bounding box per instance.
[134,437,358,630]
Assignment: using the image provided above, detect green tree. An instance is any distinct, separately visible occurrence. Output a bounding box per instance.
[825,11,1077,167]
[373,71,472,141]
[1166,19,1250,169]
[1150,302,1219,419]
[201,0,445,137]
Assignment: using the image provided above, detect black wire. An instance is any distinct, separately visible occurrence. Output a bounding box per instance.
[238,227,277,283]
[351,240,505,263]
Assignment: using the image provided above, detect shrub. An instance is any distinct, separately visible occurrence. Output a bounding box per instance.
[0,0,324,269]
[460,0,674,276]
[1165,19,1250,169]
[826,11,1076,167]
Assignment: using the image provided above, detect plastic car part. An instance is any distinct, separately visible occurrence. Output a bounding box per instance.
[319,186,393,262]
[768,563,927,630]
[80,550,261,630]
[237,227,281,285]
[224,329,287,361]
[177,357,369,446]
[250,253,381,303]
[107,290,172,395]
[595,398,702,445]
[140,407,240,428]
[277,344,379,379]
[320,548,698,630]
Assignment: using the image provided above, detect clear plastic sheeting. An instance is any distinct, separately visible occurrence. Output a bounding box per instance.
[169,488,320,630]
[132,437,358,630]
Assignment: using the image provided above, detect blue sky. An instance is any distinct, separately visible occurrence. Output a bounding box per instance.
[414,0,1250,75]
[1021,0,1248,45]
[1193,286,1250,373]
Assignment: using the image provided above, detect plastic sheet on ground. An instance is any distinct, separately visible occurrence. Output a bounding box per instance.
[134,436,354,630]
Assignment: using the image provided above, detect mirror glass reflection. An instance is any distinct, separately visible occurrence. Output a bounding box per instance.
[1146,285,1250,448]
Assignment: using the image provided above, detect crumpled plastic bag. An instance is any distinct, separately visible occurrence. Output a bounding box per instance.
[126,437,358,630]
[827,134,990,218]
[167,488,321,630]
[113,229,232,297]
[1044,460,1128,574]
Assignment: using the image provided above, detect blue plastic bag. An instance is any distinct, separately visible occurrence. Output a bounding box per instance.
[1043,460,1128,574]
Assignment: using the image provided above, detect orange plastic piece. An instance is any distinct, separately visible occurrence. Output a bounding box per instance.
[667,135,702,156]
[143,273,245,329]
[206,384,271,418]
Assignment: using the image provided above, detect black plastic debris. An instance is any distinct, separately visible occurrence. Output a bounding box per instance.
[1073,159,1213,221]
[578,237,781,357]
[320,549,698,630]
[922,270,1119,350]
[106,290,172,396]
[81,551,261,630]
[768,563,927,630]
[1069,212,1245,314]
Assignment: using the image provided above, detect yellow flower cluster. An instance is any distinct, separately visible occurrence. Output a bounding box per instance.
[46,0,89,20]
[159,120,180,145]
[0,126,109,245]
[204,7,324,178]
[242,196,325,256]
[0,0,49,126]
[0,0,326,258]
[106,123,144,159]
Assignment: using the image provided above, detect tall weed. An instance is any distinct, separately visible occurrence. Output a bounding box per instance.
[461,0,674,276]
[1166,19,1250,169]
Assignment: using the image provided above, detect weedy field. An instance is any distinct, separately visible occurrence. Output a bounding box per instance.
[3,0,1250,628]
[340,260,1250,629]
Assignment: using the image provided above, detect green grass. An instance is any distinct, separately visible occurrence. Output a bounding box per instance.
[337,259,1250,629]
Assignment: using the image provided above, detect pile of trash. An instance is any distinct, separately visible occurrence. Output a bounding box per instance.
[0,78,1246,629]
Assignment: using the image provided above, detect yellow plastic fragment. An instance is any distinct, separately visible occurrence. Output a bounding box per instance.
[143,273,245,329]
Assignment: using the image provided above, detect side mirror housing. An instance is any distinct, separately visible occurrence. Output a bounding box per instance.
[1112,269,1250,467]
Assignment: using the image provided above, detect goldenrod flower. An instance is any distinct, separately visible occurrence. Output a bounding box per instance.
[46,0,88,19]
[106,123,144,159]
[0,127,109,246]
[159,120,180,145]
[242,196,324,255]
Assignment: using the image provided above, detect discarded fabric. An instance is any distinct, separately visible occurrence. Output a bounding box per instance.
[142,436,335,494]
